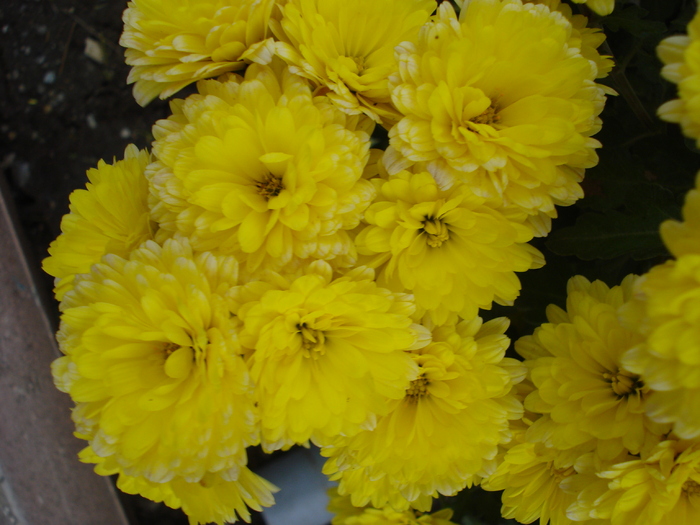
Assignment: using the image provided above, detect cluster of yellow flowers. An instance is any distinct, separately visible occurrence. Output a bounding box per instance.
[476,7,700,525]
[44,0,618,524]
[486,174,700,525]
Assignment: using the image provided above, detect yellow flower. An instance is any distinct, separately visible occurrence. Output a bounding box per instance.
[620,256,700,439]
[618,173,700,439]
[456,0,615,18]
[482,441,591,525]
[528,1,614,78]
[42,145,154,301]
[658,7,700,144]
[120,0,275,105]
[387,0,608,235]
[570,0,615,16]
[52,238,258,484]
[355,170,543,324]
[323,317,525,511]
[660,171,700,258]
[516,275,668,460]
[328,488,458,525]
[567,439,700,525]
[270,0,436,123]
[148,63,375,272]
[232,261,420,451]
[84,448,276,525]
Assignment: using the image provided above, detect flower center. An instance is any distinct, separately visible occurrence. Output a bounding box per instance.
[406,374,430,402]
[346,55,366,74]
[297,322,326,359]
[551,464,575,483]
[255,173,284,199]
[470,101,500,126]
[684,479,700,498]
[421,216,449,247]
[163,342,179,357]
[603,369,644,399]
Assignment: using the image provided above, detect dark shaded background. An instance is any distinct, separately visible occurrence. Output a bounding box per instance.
[0,0,170,325]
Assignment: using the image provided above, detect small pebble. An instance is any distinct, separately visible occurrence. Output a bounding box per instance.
[120,127,131,139]
[11,161,31,189]
[84,38,105,64]
[86,114,97,129]
[43,71,56,84]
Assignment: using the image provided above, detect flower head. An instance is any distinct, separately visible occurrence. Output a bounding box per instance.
[148,63,375,272]
[482,441,589,525]
[620,174,700,439]
[328,488,458,525]
[271,0,436,123]
[567,439,700,525]
[120,0,275,105]
[658,7,700,145]
[85,448,277,525]
[660,171,700,258]
[529,0,614,78]
[621,256,700,439]
[569,0,615,16]
[456,0,615,18]
[388,0,607,234]
[355,170,543,324]
[231,261,420,451]
[322,317,524,511]
[516,275,668,460]
[43,145,154,301]
[53,237,257,484]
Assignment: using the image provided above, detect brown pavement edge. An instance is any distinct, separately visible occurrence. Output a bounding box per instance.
[0,173,130,525]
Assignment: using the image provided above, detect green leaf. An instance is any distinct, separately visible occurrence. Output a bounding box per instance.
[545,209,671,261]
[603,5,667,38]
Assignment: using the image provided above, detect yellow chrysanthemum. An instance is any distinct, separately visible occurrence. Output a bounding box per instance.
[482,441,594,525]
[355,170,543,324]
[569,0,615,17]
[120,0,275,105]
[148,63,375,272]
[658,7,700,144]
[42,145,154,301]
[516,275,668,460]
[387,0,608,235]
[328,488,458,525]
[567,439,700,525]
[269,0,436,123]
[231,261,420,451]
[84,448,276,525]
[322,317,525,511]
[53,237,258,484]
[453,1,613,78]
[456,0,615,18]
[529,1,614,78]
[660,171,700,258]
[620,256,700,439]
[619,173,700,439]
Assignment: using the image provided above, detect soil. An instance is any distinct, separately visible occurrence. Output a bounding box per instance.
[0,1,269,523]
[0,0,170,315]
